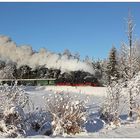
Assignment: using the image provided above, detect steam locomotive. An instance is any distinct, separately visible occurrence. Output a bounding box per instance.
[0,75,100,87]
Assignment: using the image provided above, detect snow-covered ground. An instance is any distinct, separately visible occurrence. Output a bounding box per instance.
[22,86,140,138]
[23,86,107,116]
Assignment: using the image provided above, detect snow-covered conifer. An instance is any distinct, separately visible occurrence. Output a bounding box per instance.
[106,46,119,85]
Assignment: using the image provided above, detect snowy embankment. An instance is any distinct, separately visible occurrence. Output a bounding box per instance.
[24,86,107,96]
[21,86,140,138]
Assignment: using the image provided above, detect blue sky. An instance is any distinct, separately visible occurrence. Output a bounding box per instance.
[0,2,140,60]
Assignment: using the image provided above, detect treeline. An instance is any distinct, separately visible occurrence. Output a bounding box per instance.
[0,60,100,85]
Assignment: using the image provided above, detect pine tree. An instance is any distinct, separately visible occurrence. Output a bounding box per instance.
[106,46,119,85]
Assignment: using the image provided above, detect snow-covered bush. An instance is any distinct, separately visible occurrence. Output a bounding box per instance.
[100,82,123,126]
[44,92,88,136]
[0,84,29,137]
[132,106,140,123]
[0,106,26,138]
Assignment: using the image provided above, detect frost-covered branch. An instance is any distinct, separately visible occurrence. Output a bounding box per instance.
[44,92,89,136]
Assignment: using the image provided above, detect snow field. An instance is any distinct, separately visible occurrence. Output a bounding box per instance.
[23,86,140,138]
[1,85,140,138]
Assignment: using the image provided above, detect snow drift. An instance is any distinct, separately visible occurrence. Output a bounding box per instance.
[0,35,94,74]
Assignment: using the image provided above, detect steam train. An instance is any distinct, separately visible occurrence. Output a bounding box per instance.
[0,77,100,87]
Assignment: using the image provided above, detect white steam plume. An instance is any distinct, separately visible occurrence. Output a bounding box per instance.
[0,35,94,74]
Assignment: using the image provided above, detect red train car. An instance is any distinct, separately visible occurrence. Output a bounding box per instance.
[56,82,98,87]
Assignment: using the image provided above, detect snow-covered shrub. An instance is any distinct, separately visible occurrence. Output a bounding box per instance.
[0,84,29,137]
[132,106,140,123]
[0,106,26,138]
[44,92,88,136]
[100,82,123,126]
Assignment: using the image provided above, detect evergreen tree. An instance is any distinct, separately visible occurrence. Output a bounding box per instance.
[94,60,103,81]
[17,65,32,79]
[106,46,119,85]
